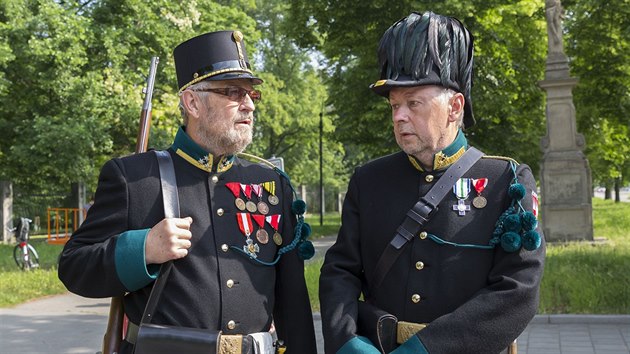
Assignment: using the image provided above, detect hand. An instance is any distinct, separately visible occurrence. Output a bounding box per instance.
[145,217,193,264]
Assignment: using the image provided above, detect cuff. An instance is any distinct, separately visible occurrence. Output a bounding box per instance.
[115,229,159,291]
[337,336,381,354]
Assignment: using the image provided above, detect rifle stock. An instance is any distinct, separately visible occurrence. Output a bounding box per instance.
[103,56,159,354]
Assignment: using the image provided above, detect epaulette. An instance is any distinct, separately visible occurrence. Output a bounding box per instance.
[482,155,520,165]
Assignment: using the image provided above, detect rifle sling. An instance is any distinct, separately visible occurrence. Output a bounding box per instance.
[140,150,180,325]
[371,147,483,289]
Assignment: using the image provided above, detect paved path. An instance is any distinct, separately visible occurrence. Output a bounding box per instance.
[1,236,628,353]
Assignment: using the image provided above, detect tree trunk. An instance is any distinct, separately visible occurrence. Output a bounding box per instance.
[605,181,612,200]
[614,178,621,203]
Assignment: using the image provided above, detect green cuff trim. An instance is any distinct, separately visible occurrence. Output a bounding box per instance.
[392,335,428,354]
[115,229,158,291]
[337,336,381,354]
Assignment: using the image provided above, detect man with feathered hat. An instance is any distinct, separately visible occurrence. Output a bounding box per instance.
[319,11,545,354]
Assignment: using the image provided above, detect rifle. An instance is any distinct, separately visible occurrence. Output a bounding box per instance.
[102,56,159,354]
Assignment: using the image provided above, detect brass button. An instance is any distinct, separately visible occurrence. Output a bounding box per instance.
[227,320,236,330]
[211,175,219,183]
[411,294,421,303]
[226,279,234,288]
[217,208,224,216]
[415,261,425,270]
[419,231,428,240]
[221,244,229,252]
[425,174,434,183]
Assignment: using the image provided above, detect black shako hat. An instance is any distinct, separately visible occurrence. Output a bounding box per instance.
[370,11,476,128]
[174,30,263,92]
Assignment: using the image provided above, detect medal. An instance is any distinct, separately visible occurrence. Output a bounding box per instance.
[245,201,258,213]
[252,184,269,214]
[256,229,269,244]
[235,198,246,210]
[257,201,269,215]
[237,212,259,258]
[252,214,269,244]
[226,182,246,210]
[262,181,279,205]
[266,214,282,245]
[240,183,258,213]
[273,232,282,245]
[472,178,488,209]
[452,178,471,216]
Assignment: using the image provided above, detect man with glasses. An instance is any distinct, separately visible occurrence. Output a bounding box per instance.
[59,30,317,354]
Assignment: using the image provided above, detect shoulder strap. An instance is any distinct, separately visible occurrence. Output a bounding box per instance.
[370,147,483,290]
[140,150,180,325]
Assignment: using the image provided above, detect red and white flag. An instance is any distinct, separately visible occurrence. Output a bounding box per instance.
[532,191,539,218]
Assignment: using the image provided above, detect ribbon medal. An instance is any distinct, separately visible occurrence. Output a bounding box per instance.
[252,184,270,215]
[226,182,246,211]
[252,214,269,244]
[262,181,279,205]
[452,178,472,216]
[237,213,259,258]
[266,214,282,245]
[240,183,258,213]
[472,178,488,209]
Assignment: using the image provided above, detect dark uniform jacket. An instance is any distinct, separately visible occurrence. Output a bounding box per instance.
[59,127,317,354]
[320,132,545,354]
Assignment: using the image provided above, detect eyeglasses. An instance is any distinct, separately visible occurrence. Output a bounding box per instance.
[192,87,261,103]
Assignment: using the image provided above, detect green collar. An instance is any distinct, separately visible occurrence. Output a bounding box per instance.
[407,129,468,172]
[170,126,235,173]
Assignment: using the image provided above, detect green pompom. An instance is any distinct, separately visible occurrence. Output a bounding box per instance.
[508,183,526,200]
[298,240,315,260]
[522,230,541,251]
[292,200,307,215]
[520,211,538,231]
[501,232,522,253]
[504,214,522,232]
[300,222,312,239]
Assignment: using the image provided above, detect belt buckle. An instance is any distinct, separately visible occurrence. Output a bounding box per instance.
[396,321,428,344]
[218,334,243,354]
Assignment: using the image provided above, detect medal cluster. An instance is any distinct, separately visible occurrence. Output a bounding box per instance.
[227,181,283,258]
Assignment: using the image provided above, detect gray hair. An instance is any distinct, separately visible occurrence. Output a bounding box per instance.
[179,81,213,125]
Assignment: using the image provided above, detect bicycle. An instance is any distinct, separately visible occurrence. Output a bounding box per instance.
[9,217,40,270]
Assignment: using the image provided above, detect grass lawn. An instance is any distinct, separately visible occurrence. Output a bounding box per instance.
[1,199,628,314]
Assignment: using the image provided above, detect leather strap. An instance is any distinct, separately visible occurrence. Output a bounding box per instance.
[371,147,484,289]
[140,150,180,325]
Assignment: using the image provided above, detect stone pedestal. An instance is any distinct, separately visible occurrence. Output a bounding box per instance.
[539,53,593,242]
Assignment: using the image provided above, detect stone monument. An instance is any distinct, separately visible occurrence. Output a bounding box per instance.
[539,0,593,241]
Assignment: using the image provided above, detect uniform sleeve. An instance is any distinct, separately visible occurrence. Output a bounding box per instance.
[58,159,157,298]
[272,177,318,354]
[319,170,366,353]
[416,164,546,353]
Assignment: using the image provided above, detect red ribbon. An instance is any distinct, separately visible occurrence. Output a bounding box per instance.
[225,182,241,198]
[265,214,281,231]
[240,183,252,199]
[236,213,253,236]
[252,214,266,228]
[472,178,488,194]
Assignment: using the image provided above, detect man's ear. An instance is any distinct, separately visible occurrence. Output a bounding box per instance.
[181,90,202,119]
[448,92,465,123]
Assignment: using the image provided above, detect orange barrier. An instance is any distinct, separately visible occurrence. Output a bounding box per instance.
[47,208,83,244]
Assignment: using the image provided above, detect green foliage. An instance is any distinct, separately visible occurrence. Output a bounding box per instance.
[562,0,630,187]
[285,0,547,173]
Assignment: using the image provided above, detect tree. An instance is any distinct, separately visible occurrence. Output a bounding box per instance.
[563,0,630,201]
[286,1,548,175]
